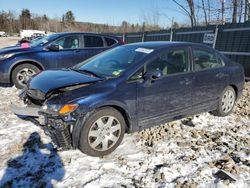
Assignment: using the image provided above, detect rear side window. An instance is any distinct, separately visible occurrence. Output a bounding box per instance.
[84,35,104,47]
[105,37,117,46]
[193,49,224,71]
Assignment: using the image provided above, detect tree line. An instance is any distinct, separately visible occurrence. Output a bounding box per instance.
[0,8,156,34]
[1,1,250,35]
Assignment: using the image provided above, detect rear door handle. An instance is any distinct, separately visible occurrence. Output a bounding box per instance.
[74,50,81,53]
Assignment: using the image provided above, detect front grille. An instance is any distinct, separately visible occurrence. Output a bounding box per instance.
[49,127,72,150]
[46,119,73,150]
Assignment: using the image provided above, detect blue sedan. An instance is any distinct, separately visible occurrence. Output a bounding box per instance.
[12,42,245,156]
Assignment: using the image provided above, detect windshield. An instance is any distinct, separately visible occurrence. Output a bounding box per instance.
[72,45,153,78]
[30,34,60,47]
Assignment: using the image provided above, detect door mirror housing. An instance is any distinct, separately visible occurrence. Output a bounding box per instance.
[46,44,59,51]
[144,70,163,81]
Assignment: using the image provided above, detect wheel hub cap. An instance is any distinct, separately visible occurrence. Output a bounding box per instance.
[88,116,121,151]
[16,68,37,86]
[221,90,235,113]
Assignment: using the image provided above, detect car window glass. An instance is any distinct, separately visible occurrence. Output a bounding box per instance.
[52,36,79,49]
[129,68,144,81]
[146,48,188,76]
[73,45,148,77]
[193,49,223,71]
[84,35,104,47]
[105,37,117,46]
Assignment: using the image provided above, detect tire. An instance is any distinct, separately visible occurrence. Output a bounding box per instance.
[211,86,236,117]
[12,64,41,89]
[79,107,126,157]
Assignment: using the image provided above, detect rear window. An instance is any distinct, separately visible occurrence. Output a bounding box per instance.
[84,35,104,47]
[105,37,117,46]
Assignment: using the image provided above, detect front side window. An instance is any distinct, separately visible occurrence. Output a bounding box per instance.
[52,36,80,49]
[84,35,104,47]
[30,33,60,47]
[146,48,188,76]
[193,49,223,71]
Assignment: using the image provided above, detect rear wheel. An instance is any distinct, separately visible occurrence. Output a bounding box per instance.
[12,64,41,89]
[211,86,236,116]
[79,107,126,157]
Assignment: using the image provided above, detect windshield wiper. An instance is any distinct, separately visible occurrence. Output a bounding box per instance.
[69,68,102,78]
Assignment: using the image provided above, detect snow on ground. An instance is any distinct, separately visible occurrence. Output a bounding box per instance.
[0,84,249,188]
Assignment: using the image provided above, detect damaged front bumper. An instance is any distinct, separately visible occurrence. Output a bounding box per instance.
[10,104,74,150]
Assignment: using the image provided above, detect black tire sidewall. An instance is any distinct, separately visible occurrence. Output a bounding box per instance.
[12,64,40,89]
[79,107,126,157]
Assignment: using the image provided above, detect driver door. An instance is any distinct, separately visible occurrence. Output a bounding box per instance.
[136,47,193,129]
[41,35,84,69]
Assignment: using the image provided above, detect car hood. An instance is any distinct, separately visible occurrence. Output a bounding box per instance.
[0,46,35,54]
[27,69,102,95]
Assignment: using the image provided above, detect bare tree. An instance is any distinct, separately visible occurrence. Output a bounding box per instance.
[248,0,250,20]
[238,0,244,22]
[201,0,208,25]
[207,0,211,23]
[172,0,196,27]
[232,0,238,23]
[221,0,225,24]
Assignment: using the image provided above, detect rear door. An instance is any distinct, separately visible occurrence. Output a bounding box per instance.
[83,35,108,59]
[191,47,229,111]
[135,47,193,128]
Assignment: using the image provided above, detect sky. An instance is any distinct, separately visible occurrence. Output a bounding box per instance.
[1,0,186,27]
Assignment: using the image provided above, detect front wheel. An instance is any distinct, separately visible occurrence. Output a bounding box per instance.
[79,107,126,157]
[211,86,236,117]
[12,64,41,89]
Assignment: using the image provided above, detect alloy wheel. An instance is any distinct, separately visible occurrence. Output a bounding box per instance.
[88,116,122,152]
[221,89,235,113]
[16,68,37,87]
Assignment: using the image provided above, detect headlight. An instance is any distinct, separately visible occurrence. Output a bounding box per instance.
[0,53,15,60]
[42,104,61,114]
[42,103,79,115]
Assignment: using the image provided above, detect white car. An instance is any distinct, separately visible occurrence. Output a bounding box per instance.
[0,31,7,37]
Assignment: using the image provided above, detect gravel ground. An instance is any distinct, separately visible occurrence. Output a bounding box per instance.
[0,39,249,187]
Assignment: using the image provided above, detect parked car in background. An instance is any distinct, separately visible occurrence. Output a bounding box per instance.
[0,32,124,88]
[0,31,7,37]
[11,42,245,156]
[30,33,46,40]
[20,30,46,40]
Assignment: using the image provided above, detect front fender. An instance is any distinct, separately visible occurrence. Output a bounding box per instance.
[9,58,45,74]
[72,100,132,149]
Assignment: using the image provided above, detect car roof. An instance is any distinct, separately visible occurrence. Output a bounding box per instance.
[53,32,119,38]
[126,41,212,50]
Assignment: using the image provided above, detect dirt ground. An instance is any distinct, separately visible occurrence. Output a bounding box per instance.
[0,37,20,48]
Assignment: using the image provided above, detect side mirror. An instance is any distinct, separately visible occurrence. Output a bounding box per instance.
[144,70,163,81]
[46,44,59,51]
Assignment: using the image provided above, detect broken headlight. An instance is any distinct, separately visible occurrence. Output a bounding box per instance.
[42,104,62,114]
